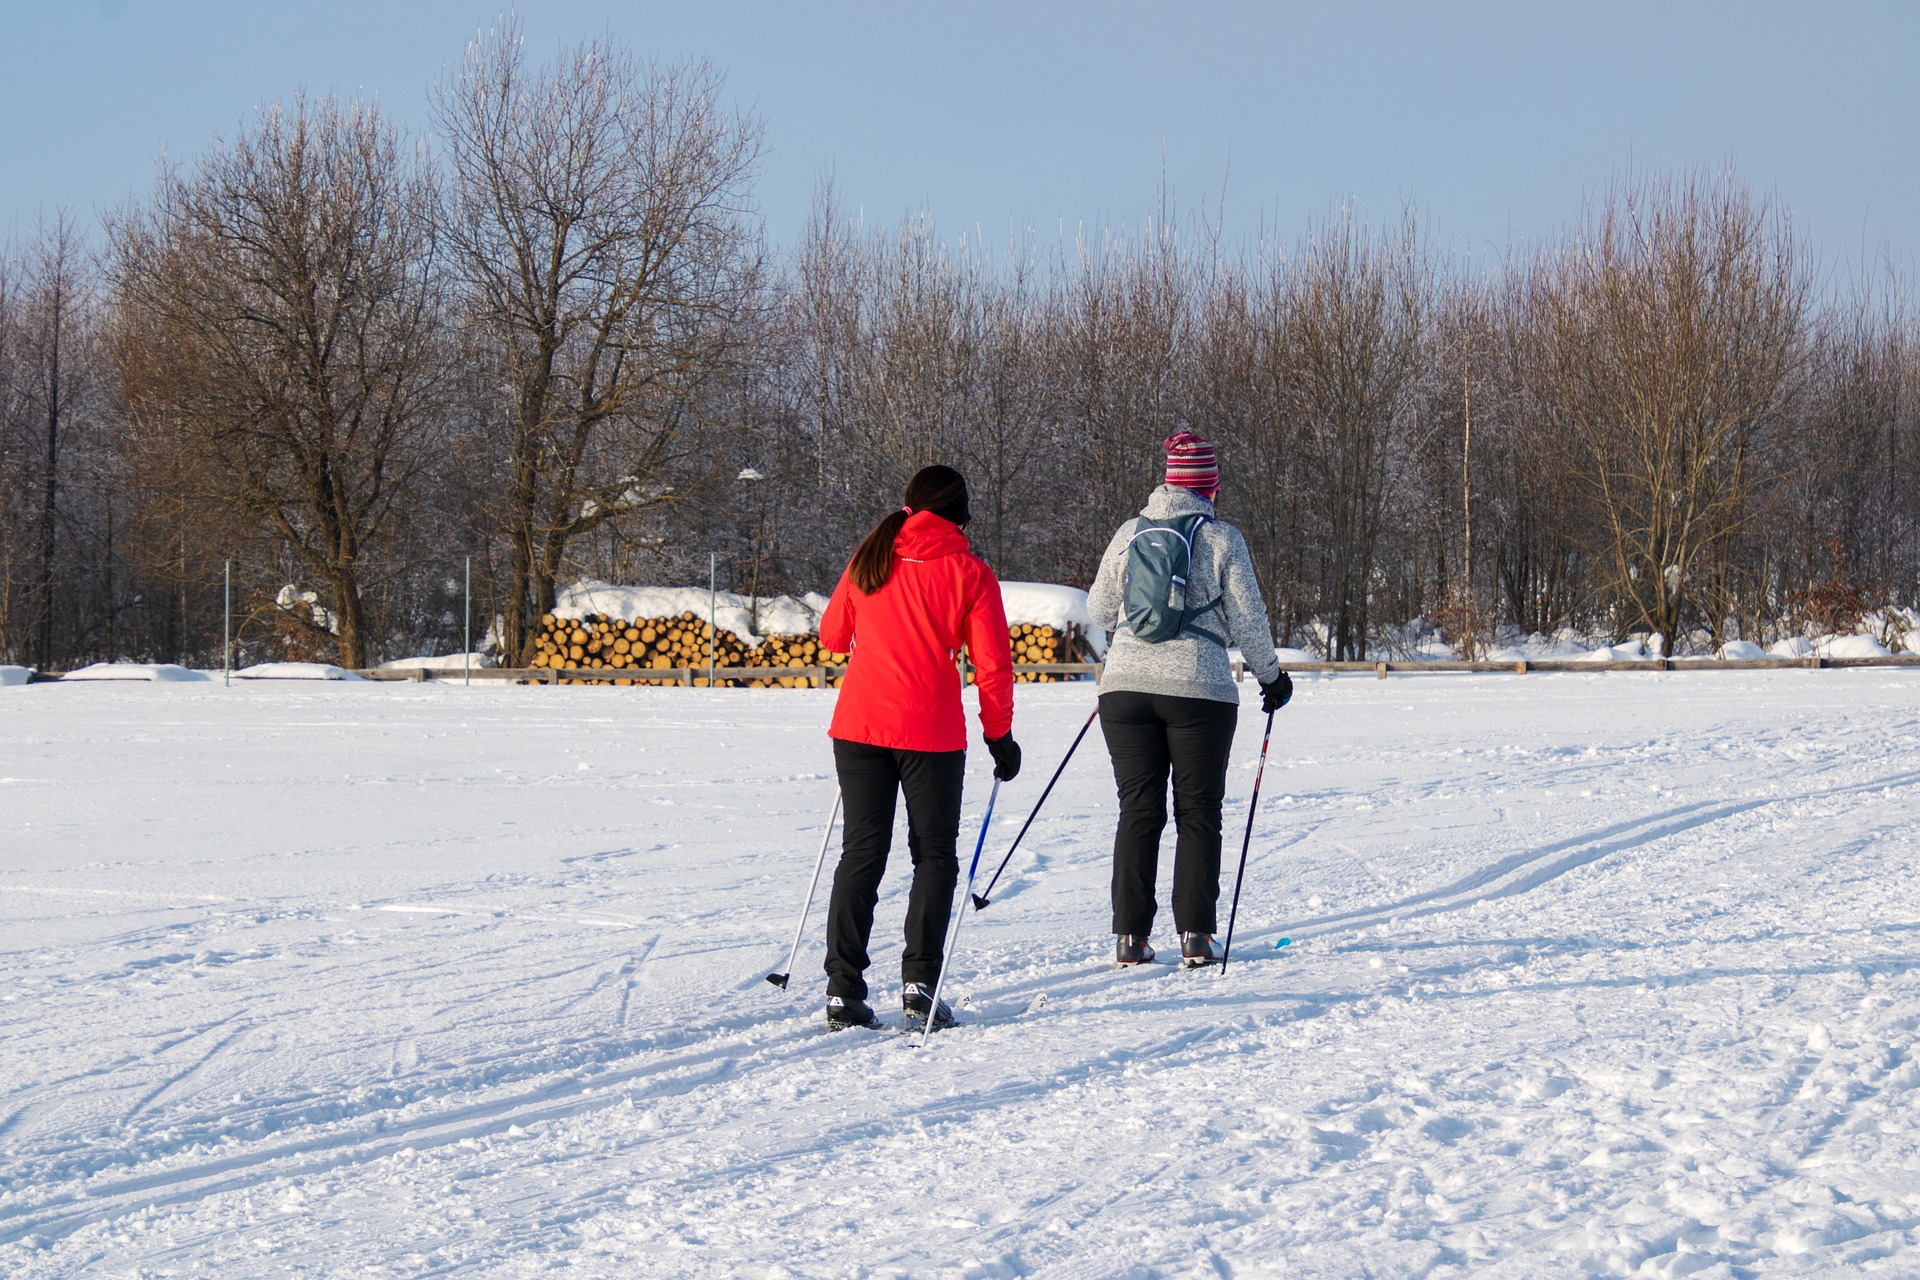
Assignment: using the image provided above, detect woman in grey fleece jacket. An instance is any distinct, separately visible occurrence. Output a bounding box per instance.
[1086,432,1292,967]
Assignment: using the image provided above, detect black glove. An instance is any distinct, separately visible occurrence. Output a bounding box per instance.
[986,734,1022,781]
[1260,671,1293,714]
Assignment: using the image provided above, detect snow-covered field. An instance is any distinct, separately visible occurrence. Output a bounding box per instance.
[3,671,1919,1277]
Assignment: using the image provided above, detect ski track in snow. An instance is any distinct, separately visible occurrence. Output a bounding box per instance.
[3,674,1920,1276]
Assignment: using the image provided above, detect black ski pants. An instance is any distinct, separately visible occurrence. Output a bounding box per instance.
[1099,690,1239,937]
[824,739,966,1001]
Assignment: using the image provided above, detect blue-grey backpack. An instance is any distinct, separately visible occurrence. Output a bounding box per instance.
[1120,514,1227,645]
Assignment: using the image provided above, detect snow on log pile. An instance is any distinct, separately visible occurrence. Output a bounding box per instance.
[524,579,1102,686]
[529,581,844,687]
[994,580,1102,682]
[552,582,824,644]
[999,581,1106,671]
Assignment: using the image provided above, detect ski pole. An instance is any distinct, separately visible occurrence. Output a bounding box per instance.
[766,788,842,991]
[921,776,999,1046]
[1219,707,1277,975]
[972,705,1098,910]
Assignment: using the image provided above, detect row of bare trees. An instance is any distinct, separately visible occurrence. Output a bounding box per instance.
[2,26,1915,670]
[735,173,1895,662]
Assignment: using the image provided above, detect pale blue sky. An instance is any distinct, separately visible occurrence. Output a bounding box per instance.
[4,1,1917,271]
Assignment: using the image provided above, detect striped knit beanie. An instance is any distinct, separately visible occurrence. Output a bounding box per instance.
[1164,431,1219,497]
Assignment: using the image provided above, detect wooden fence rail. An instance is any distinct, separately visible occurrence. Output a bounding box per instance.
[26,655,1920,684]
[344,654,1920,684]
[1293,655,1920,677]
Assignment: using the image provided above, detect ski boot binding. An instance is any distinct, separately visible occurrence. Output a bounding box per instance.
[826,995,883,1031]
[1181,932,1224,969]
[901,982,956,1031]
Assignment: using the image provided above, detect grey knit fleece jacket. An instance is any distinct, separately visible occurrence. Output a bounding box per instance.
[1087,485,1282,705]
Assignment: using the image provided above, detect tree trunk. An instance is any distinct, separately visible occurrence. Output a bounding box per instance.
[329,565,367,670]
[35,281,61,668]
[102,500,115,659]
[501,404,543,666]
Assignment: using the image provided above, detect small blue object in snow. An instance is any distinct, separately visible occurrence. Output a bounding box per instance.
[1273,937,1292,949]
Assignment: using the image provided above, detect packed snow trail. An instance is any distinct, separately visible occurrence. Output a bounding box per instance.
[2,672,1918,1276]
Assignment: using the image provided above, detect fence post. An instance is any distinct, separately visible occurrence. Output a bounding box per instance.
[708,552,717,690]
[463,556,472,687]
[1375,662,1388,680]
[223,559,232,686]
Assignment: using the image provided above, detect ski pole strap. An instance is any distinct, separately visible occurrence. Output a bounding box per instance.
[974,705,1100,909]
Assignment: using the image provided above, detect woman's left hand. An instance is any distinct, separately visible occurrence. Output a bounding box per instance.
[986,734,1022,781]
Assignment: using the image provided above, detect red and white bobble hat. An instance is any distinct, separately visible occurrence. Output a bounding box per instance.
[1164,431,1219,499]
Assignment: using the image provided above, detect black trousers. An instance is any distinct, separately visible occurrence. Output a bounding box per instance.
[1099,690,1240,937]
[824,740,966,1001]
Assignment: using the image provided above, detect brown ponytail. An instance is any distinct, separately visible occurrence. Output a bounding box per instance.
[846,465,972,594]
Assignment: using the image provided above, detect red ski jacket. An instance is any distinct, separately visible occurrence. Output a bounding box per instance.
[821,512,1014,753]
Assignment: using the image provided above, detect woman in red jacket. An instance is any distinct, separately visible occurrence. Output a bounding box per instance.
[818,465,1020,1031]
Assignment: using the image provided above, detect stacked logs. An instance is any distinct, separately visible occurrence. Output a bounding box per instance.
[525,612,1089,686]
[526,612,848,686]
[747,633,850,687]
[1007,623,1078,682]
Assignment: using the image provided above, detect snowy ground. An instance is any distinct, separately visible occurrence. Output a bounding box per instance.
[3,671,1919,1278]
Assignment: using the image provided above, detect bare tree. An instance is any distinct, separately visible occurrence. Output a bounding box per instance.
[1784,265,1920,627]
[972,237,1057,576]
[434,22,762,664]
[787,182,872,569]
[1523,173,1809,651]
[27,219,82,665]
[1276,206,1428,658]
[0,246,21,659]
[1057,214,1195,563]
[1194,257,1305,643]
[0,215,102,667]
[110,92,444,669]
[812,211,993,519]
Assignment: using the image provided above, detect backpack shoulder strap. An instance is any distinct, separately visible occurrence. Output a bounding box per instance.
[1124,515,1190,548]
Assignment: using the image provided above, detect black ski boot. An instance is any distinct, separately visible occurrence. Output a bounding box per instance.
[1116,934,1156,965]
[1181,932,1224,969]
[826,994,882,1030]
[901,982,956,1031]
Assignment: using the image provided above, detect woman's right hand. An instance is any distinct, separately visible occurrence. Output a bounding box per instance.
[1260,672,1293,714]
